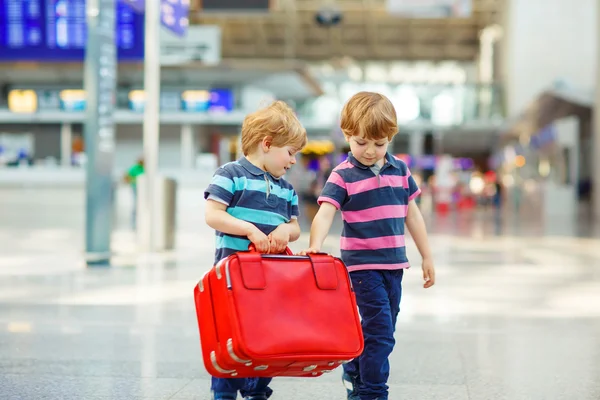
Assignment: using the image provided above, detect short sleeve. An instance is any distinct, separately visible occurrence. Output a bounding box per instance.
[407,168,421,201]
[204,167,235,206]
[317,171,347,210]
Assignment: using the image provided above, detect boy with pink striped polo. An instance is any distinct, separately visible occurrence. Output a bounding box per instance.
[300,91,436,400]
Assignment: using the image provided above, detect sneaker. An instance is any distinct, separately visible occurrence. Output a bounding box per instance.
[244,397,268,400]
[342,372,360,400]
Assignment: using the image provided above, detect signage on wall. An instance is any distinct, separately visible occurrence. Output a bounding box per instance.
[128,88,234,113]
[160,25,221,66]
[8,90,38,113]
[5,86,234,113]
[59,89,86,111]
[386,0,471,18]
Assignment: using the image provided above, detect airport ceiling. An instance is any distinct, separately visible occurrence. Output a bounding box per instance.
[190,0,503,62]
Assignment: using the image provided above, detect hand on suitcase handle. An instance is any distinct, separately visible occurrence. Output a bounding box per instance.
[248,244,293,255]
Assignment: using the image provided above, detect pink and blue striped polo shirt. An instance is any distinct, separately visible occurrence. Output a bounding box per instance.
[317,152,421,272]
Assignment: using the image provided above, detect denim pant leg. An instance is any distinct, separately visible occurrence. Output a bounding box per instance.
[211,377,246,398]
[344,270,402,400]
[387,270,403,333]
[212,377,273,399]
[239,377,273,398]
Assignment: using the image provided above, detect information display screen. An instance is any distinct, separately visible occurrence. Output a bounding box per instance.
[199,0,270,12]
[0,0,144,61]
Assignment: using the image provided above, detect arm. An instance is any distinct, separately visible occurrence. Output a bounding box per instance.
[268,218,301,253]
[405,200,432,260]
[205,199,255,236]
[267,184,302,252]
[205,199,270,252]
[405,200,435,288]
[287,218,301,242]
[302,202,337,253]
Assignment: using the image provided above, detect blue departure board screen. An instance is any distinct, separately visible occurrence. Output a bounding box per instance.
[0,0,144,61]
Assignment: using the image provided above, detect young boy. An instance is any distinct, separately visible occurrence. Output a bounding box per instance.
[300,92,436,400]
[203,100,307,400]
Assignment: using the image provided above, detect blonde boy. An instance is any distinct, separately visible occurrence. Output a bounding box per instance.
[204,101,307,400]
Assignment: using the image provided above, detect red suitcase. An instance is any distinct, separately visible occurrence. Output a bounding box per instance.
[194,247,364,378]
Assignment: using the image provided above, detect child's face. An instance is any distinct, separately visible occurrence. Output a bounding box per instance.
[346,133,389,166]
[264,145,299,178]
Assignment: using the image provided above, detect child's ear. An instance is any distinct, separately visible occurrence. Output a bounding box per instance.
[344,135,350,143]
[262,136,273,151]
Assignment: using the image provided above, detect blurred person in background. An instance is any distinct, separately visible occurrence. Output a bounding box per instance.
[123,157,144,228]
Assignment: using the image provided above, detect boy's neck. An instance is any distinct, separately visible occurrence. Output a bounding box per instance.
[245,152,267,172]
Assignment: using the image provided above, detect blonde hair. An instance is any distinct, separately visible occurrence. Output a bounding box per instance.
[340,91,398,141]
[241,100,307,156]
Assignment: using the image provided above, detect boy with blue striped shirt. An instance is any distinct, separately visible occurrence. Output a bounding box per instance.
[203,100,307,400]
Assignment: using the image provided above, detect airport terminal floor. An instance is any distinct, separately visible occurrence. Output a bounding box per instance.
[1,183,600,400]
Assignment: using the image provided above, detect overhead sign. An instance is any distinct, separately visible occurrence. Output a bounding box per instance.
[200,0,270,12]
[0,0,144,61]
[160,0,190,37]
[120,0,145,12]
[160,25,221,65]
[120,0,190,36]
[387,0,471,18]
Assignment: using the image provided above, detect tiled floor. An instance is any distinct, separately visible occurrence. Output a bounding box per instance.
[1,186,600,399]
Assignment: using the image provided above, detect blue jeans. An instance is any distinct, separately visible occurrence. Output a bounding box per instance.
[343,269,404,400]
[211,377,273,399]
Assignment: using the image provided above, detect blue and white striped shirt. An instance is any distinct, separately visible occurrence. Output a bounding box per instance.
[204,157,300,264]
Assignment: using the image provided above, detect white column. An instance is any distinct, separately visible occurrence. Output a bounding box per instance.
[139,0,162,251]
[180,124,195,169]
[60,123,72,167]
[593,0,600,219]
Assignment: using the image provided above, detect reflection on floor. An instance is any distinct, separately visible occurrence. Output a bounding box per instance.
[1,187,600,400]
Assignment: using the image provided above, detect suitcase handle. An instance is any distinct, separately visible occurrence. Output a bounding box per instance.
[236,250,339,291]
[248,244,294,256]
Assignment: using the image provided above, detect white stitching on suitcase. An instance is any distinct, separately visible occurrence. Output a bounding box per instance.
[227,338,251,364]
[210,351,237,374]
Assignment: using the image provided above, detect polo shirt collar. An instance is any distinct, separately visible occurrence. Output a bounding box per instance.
[238,157,280,180]
[347,152,400,170]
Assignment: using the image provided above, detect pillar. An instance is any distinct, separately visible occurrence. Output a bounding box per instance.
[593,0,600,219]
[181,124,195,169]
[60,123,72,167]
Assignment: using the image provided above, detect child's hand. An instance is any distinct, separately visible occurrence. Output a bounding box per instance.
[422,258,436,288]
[268,225,290,254]
[247,227,270,253]
[297,247,321,255]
